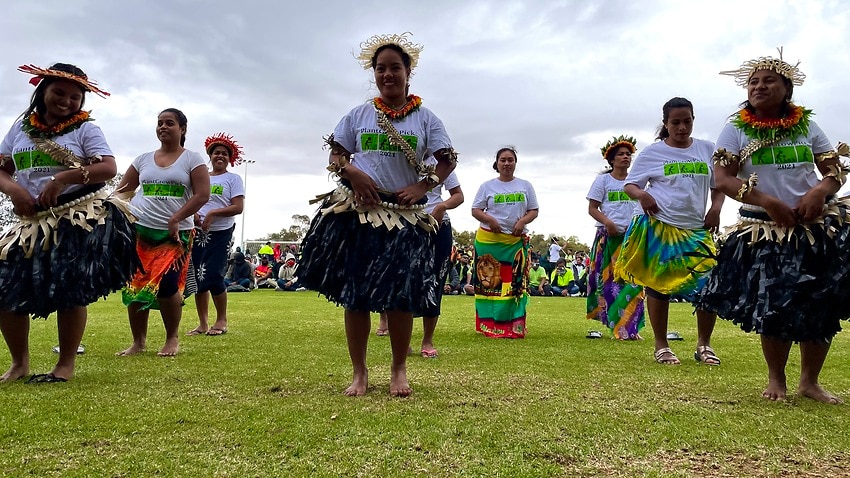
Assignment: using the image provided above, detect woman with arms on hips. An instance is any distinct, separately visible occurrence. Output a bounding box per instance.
[586,136,645,340]
[297,33,457,397]
[0,63,139,383]
[696,51,850,403]
[471,147,539,338]
[186,133,245,337]
[615,97,724,365]
[118,108,210,357]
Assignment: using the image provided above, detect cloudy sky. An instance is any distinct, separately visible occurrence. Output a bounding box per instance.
[3,0,849,246]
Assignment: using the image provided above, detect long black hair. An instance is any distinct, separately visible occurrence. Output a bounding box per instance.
[656,97,694,141]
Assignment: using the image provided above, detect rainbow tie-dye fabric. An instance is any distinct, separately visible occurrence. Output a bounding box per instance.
[586,227,645,339]
[614,215,716,298]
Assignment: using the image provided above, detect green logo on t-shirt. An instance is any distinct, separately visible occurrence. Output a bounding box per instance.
[360,133,418,153]
[493,192,526,204]
[211,185,224,195]
[142,183,185,197]
[663,161,709,176]
[13,150,60,170]
[606,191,633,202]
[751,145,814,166]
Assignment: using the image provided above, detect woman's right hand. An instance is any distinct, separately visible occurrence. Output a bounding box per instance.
[9,185,36,217]
[637,192,659,216]
[346,167,380,207]
[604,221,620,235]
[763,196,798,228]
[487,216,502,234]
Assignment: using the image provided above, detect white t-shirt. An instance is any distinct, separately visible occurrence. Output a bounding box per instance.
[197,170,245,231]
[548,243,562,262]
[472,177,539,233]
[129,149,207,230]
[0,120,113,199]
[625,138,715,230]
[333,102,452,192]
[716,120,832,208]
[586,173,638,232]
[424,171,461,221]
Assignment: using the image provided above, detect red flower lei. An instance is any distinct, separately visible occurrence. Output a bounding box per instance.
[373,95,422,120]
[22,111,91,139]
[739,105,803,129]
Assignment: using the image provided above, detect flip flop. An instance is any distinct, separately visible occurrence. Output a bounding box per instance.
[206,327,228,336]
[185,329,207,336]
[585,330,603,339]
[666,331,684,341]
[420,348,439,358]
[25,373,68,384]
[51,344,85,354]
[375,328,389,337]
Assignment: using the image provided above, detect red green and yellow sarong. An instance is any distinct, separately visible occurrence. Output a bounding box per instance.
[122,225,193,310]
[473,228,529,338]
[614,214,716,298]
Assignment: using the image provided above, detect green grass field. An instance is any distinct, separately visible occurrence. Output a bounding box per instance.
[1,291,849,477]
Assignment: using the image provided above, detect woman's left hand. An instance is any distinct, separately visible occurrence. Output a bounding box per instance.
[795,187,827,223]
[396,181,429,206]
[703,208,721,233]
[36,176,66,208]
[512,220,526,236]
[168,217,182,244]
[430,203,446,223]
[201,212,216,231]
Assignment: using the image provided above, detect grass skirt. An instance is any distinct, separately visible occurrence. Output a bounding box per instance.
[474,228,529,338]
[0,188,139,318]
[615,214,716,299]
[122,225,193,311]
[694,200,850,341]
[296,196,436,314]
[586,227,645,339]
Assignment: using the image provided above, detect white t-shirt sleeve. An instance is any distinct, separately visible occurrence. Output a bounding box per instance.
[229,172,245,198]
[586,174,607,202]
[525,180,539,209]
[715,122,741,155]
[79,123,113,158]
[444,171,460,190]
[425,112,452,152]
[0,121,19,157]
[809,121,832,154]
[624,151,652,189]
[472,182,489,209]
[332,108,358,154]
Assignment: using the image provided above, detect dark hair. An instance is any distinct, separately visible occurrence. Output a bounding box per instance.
[656,97,694,141]
[601,145,632,174]
[738,72,794,116]
[371,44,412,69]
[207,143,232,157]
[23,63,88,119]
[492,147,518,171]
[159,108,188,146]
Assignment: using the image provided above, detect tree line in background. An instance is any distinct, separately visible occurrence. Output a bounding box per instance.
[258,215,590,255]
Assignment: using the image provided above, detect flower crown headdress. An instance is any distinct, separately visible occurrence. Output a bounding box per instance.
[204,132,244,167]
[719,47,806,87]
[18,64,110,98]
[601,135,637,160]
[356,32,423,72]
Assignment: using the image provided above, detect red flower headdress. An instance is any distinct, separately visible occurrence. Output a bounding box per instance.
[18,64,110,98]
[204,132,245,166]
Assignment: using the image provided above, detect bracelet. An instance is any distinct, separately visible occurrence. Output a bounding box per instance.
[735,173,758,201]
[712,148,741,168]
[79,166,90,185]
[424,173,440,187]
[823,163,848,186]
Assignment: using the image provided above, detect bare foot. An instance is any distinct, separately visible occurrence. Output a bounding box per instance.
[157,338,179,357]
[185,327,207,336]
[49,364,74,381]
[762,378,787,401]
[116,344,145,356]
[343,373,368,396]
[0,363,30,382]
[798,383,843,404]
[389,364,412,397]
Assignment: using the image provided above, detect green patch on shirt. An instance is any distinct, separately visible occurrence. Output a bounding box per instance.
[606,191,633,202]
[493,192,526,204]
[360,133,418,152]
[663,161,708,176]
[751,145,814,165]
[211,185,224,195]
[14,150,60,170]
[142,183,186,197]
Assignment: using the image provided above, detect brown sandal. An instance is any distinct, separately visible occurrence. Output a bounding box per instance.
[654,347,680,365]
[694,345,721,365]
